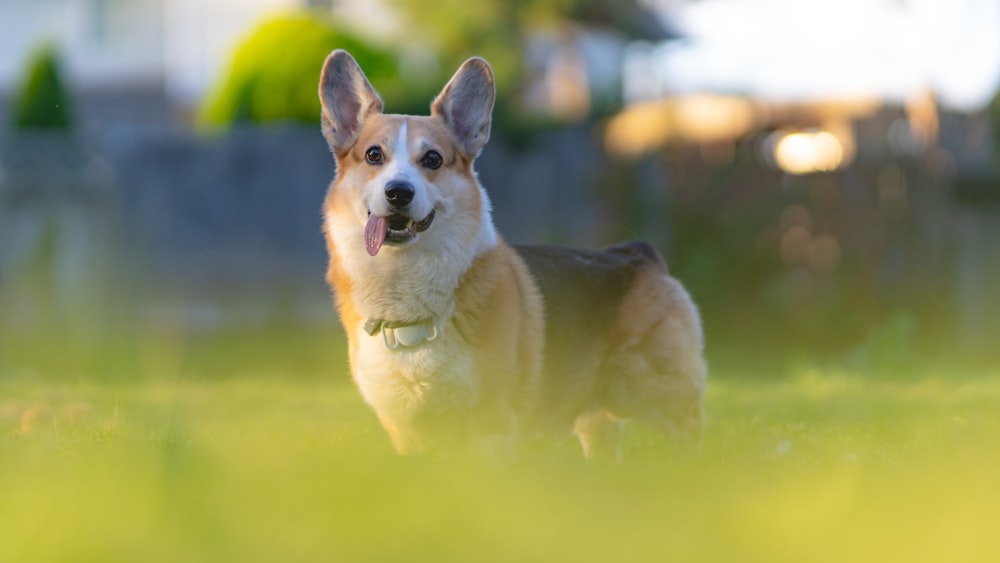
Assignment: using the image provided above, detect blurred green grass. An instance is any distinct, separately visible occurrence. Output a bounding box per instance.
[2,361,998,563]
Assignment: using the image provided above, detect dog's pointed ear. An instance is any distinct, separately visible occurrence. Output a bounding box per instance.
[431,57,495,157]
[319,50,384,154]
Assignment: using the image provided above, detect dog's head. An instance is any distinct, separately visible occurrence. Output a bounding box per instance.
[320,50,496,258]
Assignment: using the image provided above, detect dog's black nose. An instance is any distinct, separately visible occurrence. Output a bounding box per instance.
[385,181,415,208]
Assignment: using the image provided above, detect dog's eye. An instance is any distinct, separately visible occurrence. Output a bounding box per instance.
[365,146,384,165]
[421,150,443,170]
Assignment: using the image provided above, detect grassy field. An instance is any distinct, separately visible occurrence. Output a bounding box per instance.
[2,350,999,562]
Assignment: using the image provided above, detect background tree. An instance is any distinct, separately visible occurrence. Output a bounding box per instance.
[384,0,671,135]
[11,43,74,131]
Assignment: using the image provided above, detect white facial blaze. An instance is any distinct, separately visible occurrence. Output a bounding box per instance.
[384,120,411,185]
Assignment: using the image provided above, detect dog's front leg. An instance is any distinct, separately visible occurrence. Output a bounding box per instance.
[375,411,429,455]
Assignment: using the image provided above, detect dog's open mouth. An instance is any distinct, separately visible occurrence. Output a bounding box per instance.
[365,209,435,256]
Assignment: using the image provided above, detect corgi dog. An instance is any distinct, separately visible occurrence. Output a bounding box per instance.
[319,50,706,458]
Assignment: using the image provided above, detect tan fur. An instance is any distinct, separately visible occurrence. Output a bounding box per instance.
[603,269,707,441]
[319,51,705,458]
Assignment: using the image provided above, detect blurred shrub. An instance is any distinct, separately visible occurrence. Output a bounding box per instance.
[10,44,74,131]
[200,14,422,129]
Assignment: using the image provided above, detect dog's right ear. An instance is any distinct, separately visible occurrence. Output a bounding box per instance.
[319,50,384,154]
[431,57,495,158]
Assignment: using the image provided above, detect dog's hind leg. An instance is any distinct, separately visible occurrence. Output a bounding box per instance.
[604,271,707,450]
[635,390,705,449]
[574,409,625,461]
[604,355,706,451]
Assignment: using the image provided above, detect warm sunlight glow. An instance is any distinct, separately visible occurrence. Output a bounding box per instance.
[605,95,756,156]
[773,129,844,175]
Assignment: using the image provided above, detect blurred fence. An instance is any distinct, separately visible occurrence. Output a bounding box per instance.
[0,126,614,331]
[1,124,998,363]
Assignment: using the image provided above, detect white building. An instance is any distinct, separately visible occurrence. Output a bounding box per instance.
[0,0,325,122]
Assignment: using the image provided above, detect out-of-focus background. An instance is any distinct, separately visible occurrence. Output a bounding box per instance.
[2,0,999,378]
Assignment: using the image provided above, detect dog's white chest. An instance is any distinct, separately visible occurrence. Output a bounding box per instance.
[352,326,480,418]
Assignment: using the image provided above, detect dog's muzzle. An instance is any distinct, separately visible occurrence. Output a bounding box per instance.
[365,208,436,256]
[386,209,435,242]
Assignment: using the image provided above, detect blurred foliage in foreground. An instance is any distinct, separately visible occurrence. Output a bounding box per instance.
[1,371,998,562]
[10,43,74,131]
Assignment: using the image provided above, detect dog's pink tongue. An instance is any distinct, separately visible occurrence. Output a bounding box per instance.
[365,215,388,256]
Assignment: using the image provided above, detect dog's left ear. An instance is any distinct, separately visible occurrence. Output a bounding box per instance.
[431,57,495,158]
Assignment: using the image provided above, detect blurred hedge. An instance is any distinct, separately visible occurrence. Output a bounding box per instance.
[200,14,424,129]
[11,44,74,131]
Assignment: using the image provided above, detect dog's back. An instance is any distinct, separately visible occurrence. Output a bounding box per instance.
[515,241,663,388]
[515,242,706,456]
